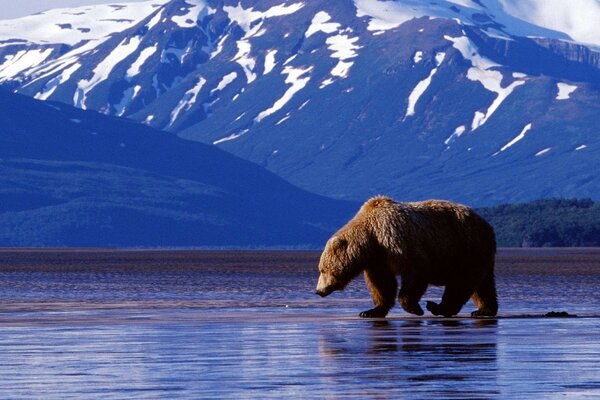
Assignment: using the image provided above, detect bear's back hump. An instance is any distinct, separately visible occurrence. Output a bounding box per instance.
[406,200,494,239]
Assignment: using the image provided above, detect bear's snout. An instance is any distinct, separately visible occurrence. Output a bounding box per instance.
[315,273,336,297]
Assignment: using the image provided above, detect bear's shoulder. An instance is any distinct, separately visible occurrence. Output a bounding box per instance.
[412,199,468,211]
[362,195,395,211]
[361,197,473,217]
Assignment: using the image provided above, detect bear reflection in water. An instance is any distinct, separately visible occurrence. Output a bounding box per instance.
[316,196,498,318]
[319,319,497,356]
[318,319,498,394]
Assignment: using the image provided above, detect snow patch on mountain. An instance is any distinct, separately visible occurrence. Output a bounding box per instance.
[446,0,483,8]
[170,77,207,126]
[224,3,302,85]
[127,45,158,79]
[34,62,81,101]
[330,61,353,79]
[304,13,362,85]
[263,50,277,74]
[210,34,229,60]
[306,12,341,37]
[445,125,467,146]
[535,147,551,157]
[231,17,269,84]
[299,99,310,110]
[74,36,142,109]
[355,0,424,33]
[0,1,168,46]
[445,34,499,72]
[445,35,525,131]
[172,0,212,28]
[255,66,312,122]
[556,82,577,100]
[146,8,165,30]
[114,85,141,116]
[405,52,445,118]
[211,72,238,94]
[276,113,291,125]
[23,38,107,87]
[213,129,249,145]
[326,34,360,61]
[162,42,196,64]
[325,34,361,79]
[223,2,304,33]
[319,77,334,89]
[0,49,53,82]
[494,123,533,155]
[233,39,257,83]
[413,51,424,64]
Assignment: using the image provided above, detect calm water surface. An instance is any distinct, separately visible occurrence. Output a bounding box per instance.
[0,249,599,398]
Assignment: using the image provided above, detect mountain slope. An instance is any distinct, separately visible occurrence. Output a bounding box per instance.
[1,0,599,205]
[0,89,357,247]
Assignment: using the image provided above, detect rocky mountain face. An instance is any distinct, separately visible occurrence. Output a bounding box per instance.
[0,89,356,247]
[1,0,599,206]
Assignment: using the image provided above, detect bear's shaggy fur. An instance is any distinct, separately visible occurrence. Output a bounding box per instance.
[315,196,497,318]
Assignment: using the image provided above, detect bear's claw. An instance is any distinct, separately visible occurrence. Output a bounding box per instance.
[471,309,496,317]
[359,307,388,318]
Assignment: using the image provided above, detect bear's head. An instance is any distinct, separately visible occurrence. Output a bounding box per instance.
[315,234,367,297]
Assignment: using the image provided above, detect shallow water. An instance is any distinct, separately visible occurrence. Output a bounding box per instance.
[0,249,599,398]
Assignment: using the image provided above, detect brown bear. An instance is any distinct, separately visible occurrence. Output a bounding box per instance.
[315,196,497,318]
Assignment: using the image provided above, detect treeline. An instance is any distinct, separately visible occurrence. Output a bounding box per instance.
[477,198,600,247]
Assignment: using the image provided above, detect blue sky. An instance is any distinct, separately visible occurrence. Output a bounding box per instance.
[0,0,147,20]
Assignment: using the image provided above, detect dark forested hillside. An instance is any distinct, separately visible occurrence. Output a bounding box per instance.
[0,90,357,247]
[478,199,600,247]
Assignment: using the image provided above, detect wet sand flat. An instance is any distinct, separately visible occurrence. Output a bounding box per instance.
[0,249,599,398]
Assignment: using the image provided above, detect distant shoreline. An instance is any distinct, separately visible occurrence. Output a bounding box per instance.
[1,247,600,253]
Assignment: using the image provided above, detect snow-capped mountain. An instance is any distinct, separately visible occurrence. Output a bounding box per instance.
[1,0,599,206]
[0,88,356,247]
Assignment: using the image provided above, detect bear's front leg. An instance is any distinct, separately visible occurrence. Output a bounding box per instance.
[361,268,397,318]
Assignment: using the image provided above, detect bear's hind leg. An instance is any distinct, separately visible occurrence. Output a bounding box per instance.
[471,272,498,317]
[360,268,397,318]
[398,277,427,316]
[426,282,474,317]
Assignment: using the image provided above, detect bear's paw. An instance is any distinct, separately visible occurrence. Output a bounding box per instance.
[359,307,389,318]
